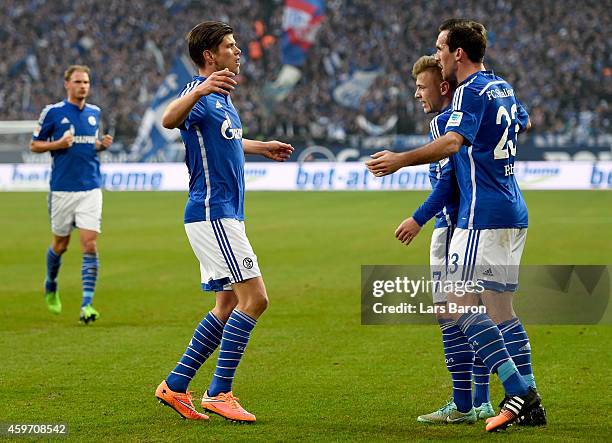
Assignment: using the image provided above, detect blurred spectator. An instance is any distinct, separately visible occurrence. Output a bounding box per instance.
[0,0,609,149]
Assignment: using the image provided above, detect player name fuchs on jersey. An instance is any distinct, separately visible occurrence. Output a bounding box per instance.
[485,87,515,101]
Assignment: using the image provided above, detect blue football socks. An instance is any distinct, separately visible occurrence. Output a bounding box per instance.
[45,247,62,292]
[456,313,529,397]
[81,253,98,307]
[439,319,474,413]
[167,312,225,393]
[208,309,257,397]
[472,354,491,407]
[498,317,537,389]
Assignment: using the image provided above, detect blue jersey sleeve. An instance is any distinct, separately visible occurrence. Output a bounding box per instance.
[177,80,206,130]
[184,99,207,130]
[32,106,56,141]
[445,84,484,146]
[412,158,455,226]
[516,99,530,133]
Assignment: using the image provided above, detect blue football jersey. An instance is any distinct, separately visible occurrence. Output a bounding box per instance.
[443,71,529,229]
[32,100,102,191]
[179,76,245,223]
[413,107,460,228]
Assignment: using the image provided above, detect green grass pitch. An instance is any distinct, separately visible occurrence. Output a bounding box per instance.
[0,191,610,442]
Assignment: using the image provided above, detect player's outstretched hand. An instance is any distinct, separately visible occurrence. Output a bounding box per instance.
[262,140,294,162]
[100,134,113,150]
[57,130,74,149]
[395,217,422,246]
[195,68,238,96]
[365,150,403,176]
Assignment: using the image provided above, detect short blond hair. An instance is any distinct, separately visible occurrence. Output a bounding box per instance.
[411,55,441,80]
[64,65,91,81]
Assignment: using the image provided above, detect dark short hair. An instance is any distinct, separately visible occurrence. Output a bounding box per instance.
[438,18,471,32]
[439,19,487,63]
[187,21,233,67]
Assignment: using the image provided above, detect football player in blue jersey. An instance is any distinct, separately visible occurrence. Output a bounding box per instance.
[366,20,545,432]
[31,65,113,324]
[399,55,495,425]
[155,21,293,421]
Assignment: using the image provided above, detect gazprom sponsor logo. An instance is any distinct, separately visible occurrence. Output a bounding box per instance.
[221,112,243,140]
[73,135,98,144]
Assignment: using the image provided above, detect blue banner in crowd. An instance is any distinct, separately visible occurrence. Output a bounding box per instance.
[281,0,325,66]
[131,56,193,161]
[333,69,382,109]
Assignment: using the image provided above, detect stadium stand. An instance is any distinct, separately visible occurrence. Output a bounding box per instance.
[0,0,610,148]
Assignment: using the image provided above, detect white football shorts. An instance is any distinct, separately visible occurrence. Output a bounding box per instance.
[48,188,102,236]
[430,226,454,303]
[446,228,527,292]
[185,218,261,292]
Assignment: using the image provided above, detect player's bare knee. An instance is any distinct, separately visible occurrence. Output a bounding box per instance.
[213,306,234,323]
[448,311,463,323]
[82,239,97,254]
[241,291,268,317]
[250,292,269,316]
[434,304,449,323]
[51,237,69,255]
[52,244,68,255]
[487,310,514,325]
[233,277,269,317]
[213,293,239,322]
[482,291,515,325]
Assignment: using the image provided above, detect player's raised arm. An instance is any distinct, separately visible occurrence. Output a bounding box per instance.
[365,131,464,176]
[161,69,238,129]
[243,139,294,162]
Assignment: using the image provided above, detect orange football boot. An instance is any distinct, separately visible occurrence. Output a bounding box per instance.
[485,409,515,431]
[485,388,540,432]
[155,380,209,420]
[201,391,256,422]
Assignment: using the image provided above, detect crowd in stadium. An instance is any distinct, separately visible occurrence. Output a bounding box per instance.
[1,0,609,147]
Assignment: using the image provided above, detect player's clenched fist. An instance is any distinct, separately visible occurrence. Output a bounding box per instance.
[58,130,74,149]
[100,134,113,150]
[194,68,238,96]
